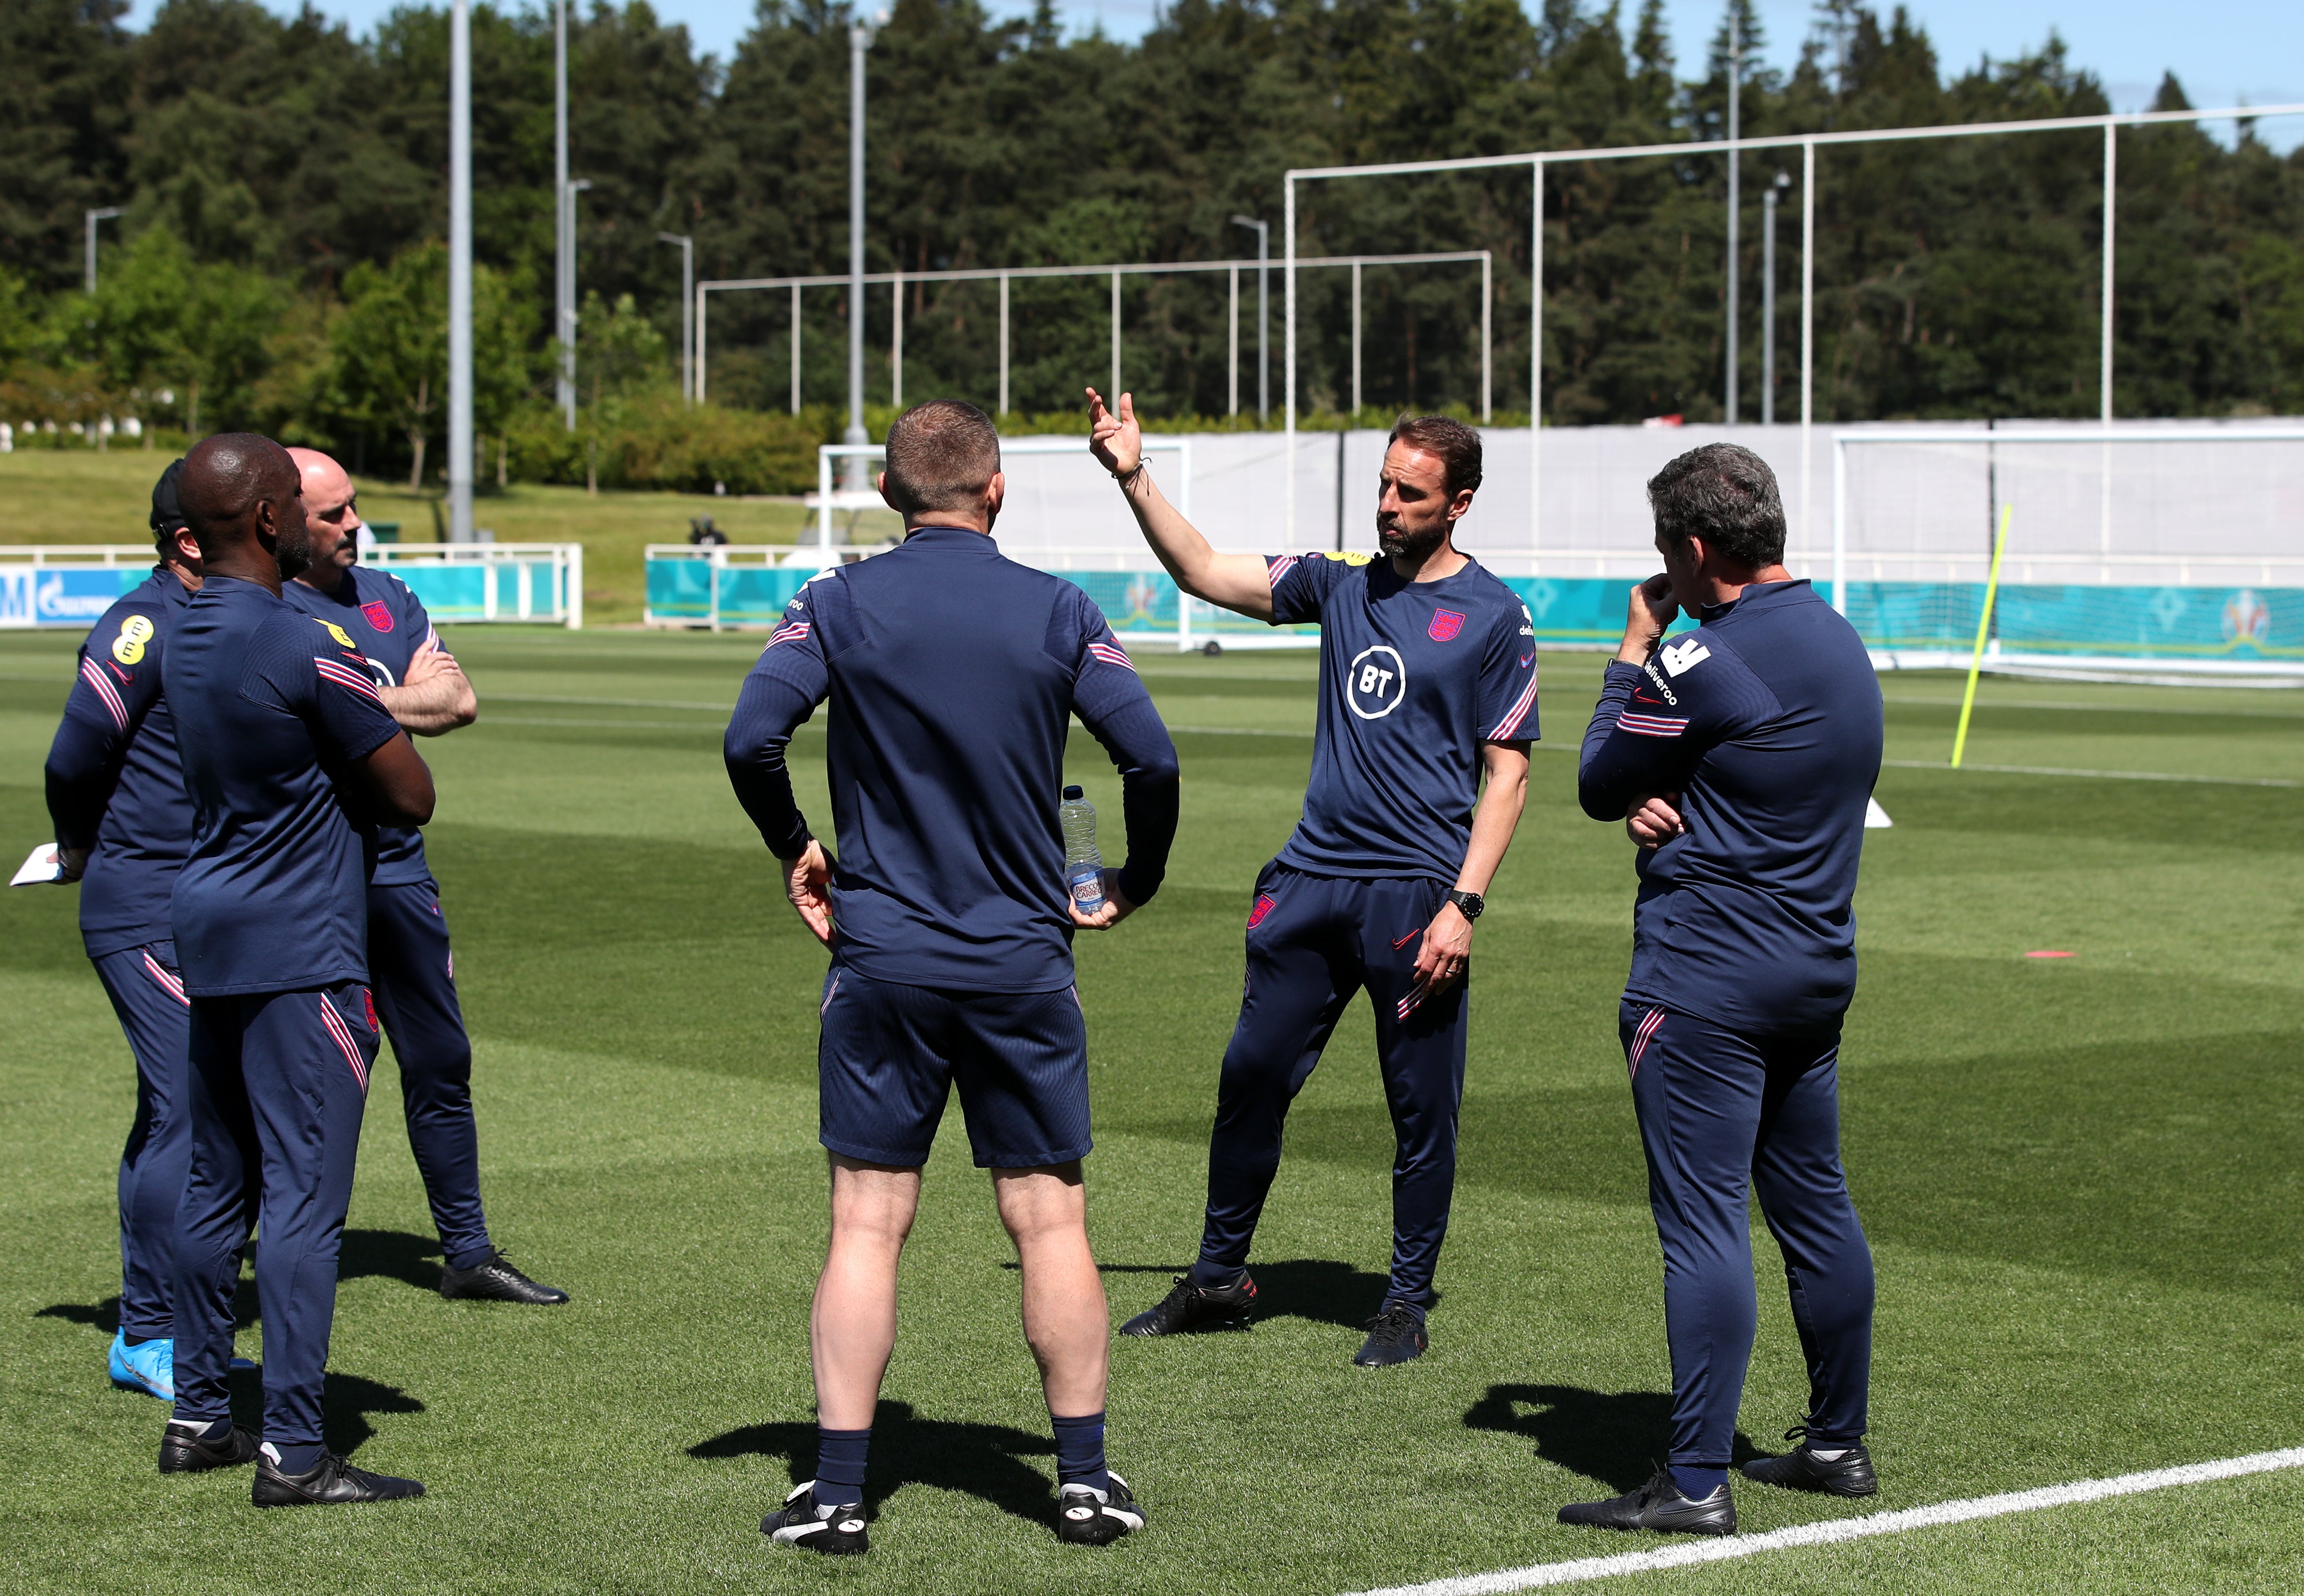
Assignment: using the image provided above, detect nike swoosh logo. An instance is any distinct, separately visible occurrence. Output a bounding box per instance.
[1392,929,1421,949]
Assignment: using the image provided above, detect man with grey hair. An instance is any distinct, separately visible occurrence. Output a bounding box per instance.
[1561,442,1884,1537]
[725,399,1180,1554]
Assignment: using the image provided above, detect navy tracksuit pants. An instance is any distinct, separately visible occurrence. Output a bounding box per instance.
[173,984,378,1450]
[89,940,193,1341]
[367,880,492,1271]
[1620,1001,1875,1469]
[1198,865,1468,1308]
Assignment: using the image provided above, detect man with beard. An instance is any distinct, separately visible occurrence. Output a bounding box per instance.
[159,433,435,1505]
[281,446,565,1307]
[1088,392,1535,1366]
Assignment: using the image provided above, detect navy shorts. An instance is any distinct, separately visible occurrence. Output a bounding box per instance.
[817,964,1091,1170]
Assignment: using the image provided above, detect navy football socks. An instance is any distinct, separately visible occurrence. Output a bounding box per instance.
[1188,1259,1246,1290]
[270,1441,326,1474]
[1051,1410,1111,1496]
[1670,1464,1728,1501]
[815,1427,870,1508]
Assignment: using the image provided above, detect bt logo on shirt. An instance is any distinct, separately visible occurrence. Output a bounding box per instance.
[1347,645,1408,720]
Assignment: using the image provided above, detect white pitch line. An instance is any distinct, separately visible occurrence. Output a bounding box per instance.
[1346,1448,2304,1596]
[1883,757,2303,789]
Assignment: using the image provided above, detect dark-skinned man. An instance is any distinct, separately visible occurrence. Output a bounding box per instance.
[41,461,207,1401]
[1089,392,1536,1368]
[1559,444,1882,1536]
[157,433,436,1505]
[280,446,565,1306]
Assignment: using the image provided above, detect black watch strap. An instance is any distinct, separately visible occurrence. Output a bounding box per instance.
[1447,889,1485,920]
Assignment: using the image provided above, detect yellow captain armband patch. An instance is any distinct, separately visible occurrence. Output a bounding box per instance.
[1318,551,1374,566]
[110,614,154,665]
[315,619,358,651]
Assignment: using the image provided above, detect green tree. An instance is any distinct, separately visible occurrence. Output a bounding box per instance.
[72,224,281,430]
[330,240,527,486]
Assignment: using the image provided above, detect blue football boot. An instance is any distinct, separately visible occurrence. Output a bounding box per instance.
[108,1331,174,1401]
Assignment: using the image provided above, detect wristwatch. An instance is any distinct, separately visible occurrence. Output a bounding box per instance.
[1446,889,1485,920]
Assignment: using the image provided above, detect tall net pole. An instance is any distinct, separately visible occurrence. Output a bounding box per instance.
[1724,10,1740,426]
[844,22,869,490]
[555,0,572,429]
[448,0,473,543]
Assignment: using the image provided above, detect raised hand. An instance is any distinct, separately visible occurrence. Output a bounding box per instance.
[1085,387,1141,480]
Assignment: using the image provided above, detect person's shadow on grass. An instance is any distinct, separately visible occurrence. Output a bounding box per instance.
[1052,1258,1406,1332]
[1465,1384,1760,1493]
[336,1229,446,1293]
[690,1400,1058,1527]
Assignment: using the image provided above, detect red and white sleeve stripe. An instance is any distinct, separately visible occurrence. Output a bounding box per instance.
[1087,640,1136,673]
[1615,712,1690,738]
[765,620,811,651]
[313,657,387,707]
[1266,555,1300,589]
[79,657,130,731]
[1488,669,1541,739]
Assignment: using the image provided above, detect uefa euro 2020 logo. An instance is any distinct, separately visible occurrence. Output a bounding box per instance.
[2222,589,2270,648]
[1123,575,1161,625]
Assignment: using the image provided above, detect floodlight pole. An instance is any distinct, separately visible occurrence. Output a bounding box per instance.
[1800,141,1815,574]
[1532,158,1544,553]
[789,282,801,413]
[659,233,693,403]
[1351,259,1362,416]
[1762,173,1785,426]
[1233,215,1268,419]
[1724,10,1740,426]
[564,178,591,412]
[2100,123,2116,570]
[998,274,1010,416]
[84,207,122,296]
[1110,270,1121,401]
[1228,265,1240,415]
[555,0,572,429]
[844,17,877,488]
[448,0,473,543]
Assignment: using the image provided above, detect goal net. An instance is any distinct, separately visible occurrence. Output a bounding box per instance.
[1833,424,2304,677]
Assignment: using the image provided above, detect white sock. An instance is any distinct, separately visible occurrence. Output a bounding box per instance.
[1808,1447,1848,1461]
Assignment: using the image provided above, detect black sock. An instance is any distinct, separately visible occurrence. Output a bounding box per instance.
[168,1417,230,1443]
[1051,1411,1110,1496]
[123,1333,157,1348]
[1188,1259,1245,1290]
[815,1427,870,1507]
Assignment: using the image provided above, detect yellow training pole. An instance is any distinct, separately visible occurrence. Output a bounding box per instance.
[1952,502,2014,768]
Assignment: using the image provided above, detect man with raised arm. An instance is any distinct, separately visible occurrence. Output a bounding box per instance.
[41,461,205,1402]
[1558,443,1882,1537]
[725,400,1179,1555]
[1088,388,1535,1368]
[280,447,565,1307]
[159,433,436,1506]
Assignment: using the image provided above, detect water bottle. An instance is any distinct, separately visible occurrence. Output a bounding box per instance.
[1060,784,1106,913]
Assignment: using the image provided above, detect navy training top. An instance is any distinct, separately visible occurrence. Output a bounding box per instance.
[1577,579,1884,1033]
[282,565,438,886]
[43,569,196,957]
[166,576,406,997]
[724,524,1182,994]
[1266,551,1540,884]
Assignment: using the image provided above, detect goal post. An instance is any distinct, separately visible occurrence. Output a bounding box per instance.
[1831,425,2304,677]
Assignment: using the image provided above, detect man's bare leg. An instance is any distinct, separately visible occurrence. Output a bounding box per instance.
[994,1162,1140,1541]
[993,1162,1108,1416]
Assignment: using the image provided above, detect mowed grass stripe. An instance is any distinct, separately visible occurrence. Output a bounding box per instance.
[3,628,2301,1594]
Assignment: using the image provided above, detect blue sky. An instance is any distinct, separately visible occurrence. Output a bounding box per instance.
[123,0,2302,149]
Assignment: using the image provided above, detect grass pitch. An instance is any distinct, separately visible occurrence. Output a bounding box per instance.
[2,629,2301,1594]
